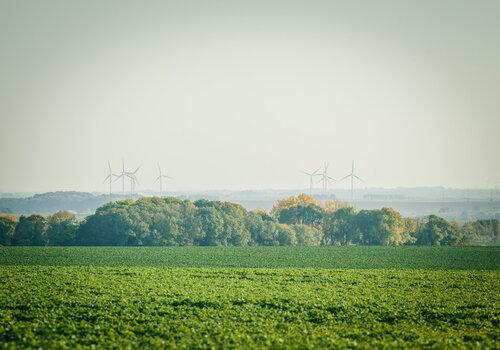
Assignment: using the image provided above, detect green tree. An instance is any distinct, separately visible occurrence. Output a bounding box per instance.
[219,203,250,246]
[292,224,322,246]
[12,215,48,246]
[462,219,499,243]
[196,207,224,245]
[275,224,297,245]
[47,211,78,246]
[277,203,325,227]
[245,212,277,245]
[178,201,203,245]
[322,207,357,245]
[76,200,134,245]
[353,208,410,246]
[402,218,418,245]
[416,215,462,246]
[0,214,17,246]
[148,208,181,245]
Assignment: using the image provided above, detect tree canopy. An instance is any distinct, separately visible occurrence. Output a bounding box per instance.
[1,195,494,247]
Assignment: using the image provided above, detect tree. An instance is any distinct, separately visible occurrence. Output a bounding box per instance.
[277,203,325,227]
[12,215,48,246]
[275,224,297,246]
[76,201,133,245]
[401,218,418,245]
[416,215,462,246]
[196,207,224,245]
[271,194,317,218]
[178,201,203,245]
[322,207,357,245]
[245,212,277,245]
[0,214,17,246]
[47,211,78,246]
[462,219,499,243]
[352,208,411,246]
[322,200,349,213]
[148,207,181,245]
[292,224,322,246]
[46,196,470,247]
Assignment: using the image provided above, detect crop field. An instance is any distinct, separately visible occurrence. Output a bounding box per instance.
[0,247,499,349]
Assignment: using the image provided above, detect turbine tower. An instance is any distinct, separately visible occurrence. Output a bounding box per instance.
[153,163,172,196]
[114,160,141,194]
[124,165,141,194]
[339,160,363,204]
[114,159,126,194]
[317,162,337,194]
[102,161,115,195]
[301,167,321,195]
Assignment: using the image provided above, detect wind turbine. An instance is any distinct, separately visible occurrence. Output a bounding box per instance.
[114,160,141,194]
[124,165,141,194]
[153,163,172,195]
[114,159,126,195]
[102,161,116,195]
[317,162,337,193]
[339,161,363,204]
[301,167,321,195]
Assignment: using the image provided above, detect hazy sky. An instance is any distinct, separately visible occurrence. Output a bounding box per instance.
[1,0,499,192]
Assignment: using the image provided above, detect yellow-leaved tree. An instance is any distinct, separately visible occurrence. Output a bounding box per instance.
[271,194,317,217]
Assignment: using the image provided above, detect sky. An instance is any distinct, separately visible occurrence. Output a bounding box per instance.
[1,0,499,193]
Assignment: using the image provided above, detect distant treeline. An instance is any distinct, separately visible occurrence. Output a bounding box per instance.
[0,195,498,246]
[0,191,136,214]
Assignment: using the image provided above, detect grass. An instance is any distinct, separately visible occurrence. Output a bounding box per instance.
[0,247,499,349]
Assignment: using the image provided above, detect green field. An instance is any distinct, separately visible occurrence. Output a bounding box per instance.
[1,247,499,349]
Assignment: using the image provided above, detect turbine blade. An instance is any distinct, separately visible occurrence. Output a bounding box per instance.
[103,175,111,183]
[339,174,351,181]
[354,175,364,182]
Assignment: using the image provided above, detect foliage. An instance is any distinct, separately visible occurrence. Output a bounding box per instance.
[0,196,496,246]
[0,214,17,246]
[2,246,498,270]
[292,224,322,246]
[415,215,464,246]
[322,207,357,245]
[12,215,48,246]
[46,211,79,246]
[462,219,499,243]
[355,208,409,245]
[322,199,349,213]
[0,247,498,349]
[271,193,318,217]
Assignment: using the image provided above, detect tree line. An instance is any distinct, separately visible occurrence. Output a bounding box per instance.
[0,195,498,246]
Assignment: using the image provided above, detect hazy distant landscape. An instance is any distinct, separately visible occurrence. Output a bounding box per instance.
[1,188,499,222]
[1,0,499,348]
